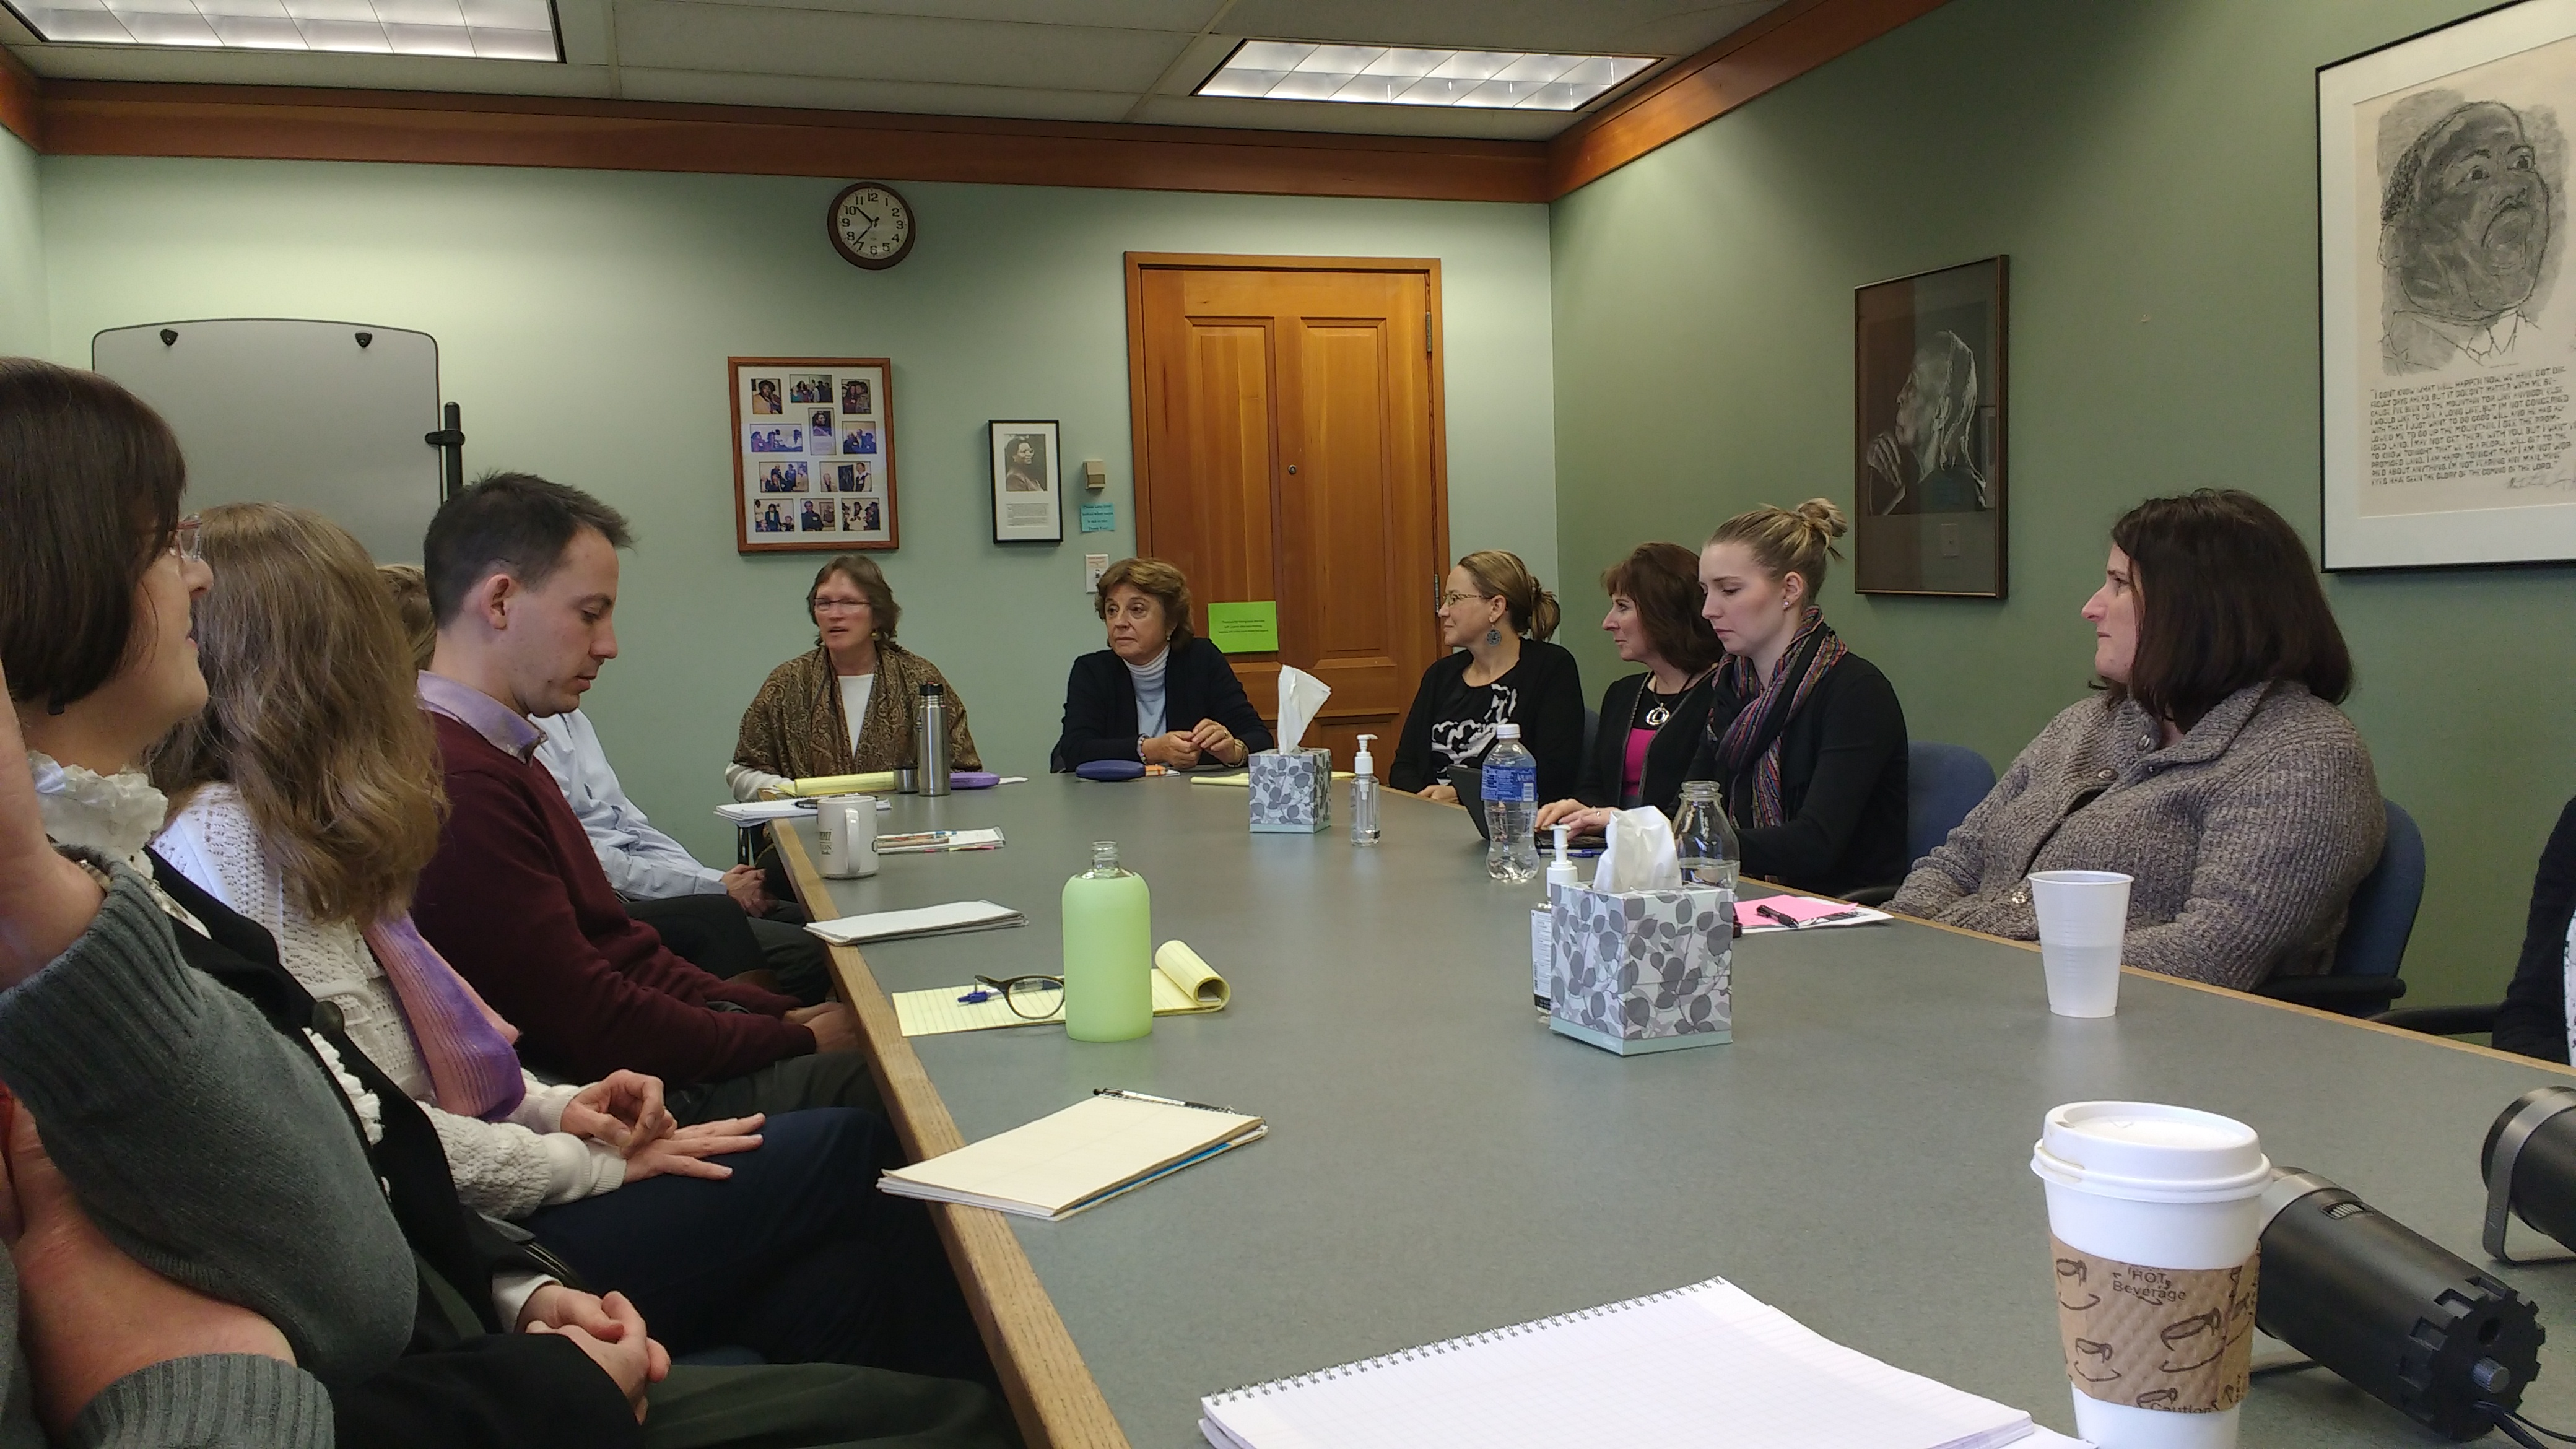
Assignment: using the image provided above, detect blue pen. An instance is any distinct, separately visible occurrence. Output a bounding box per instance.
[957,988,996,1004]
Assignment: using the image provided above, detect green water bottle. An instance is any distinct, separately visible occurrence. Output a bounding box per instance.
[1062,840,1152,1042]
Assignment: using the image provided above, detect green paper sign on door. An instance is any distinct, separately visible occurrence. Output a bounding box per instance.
[1206,601,1279,654]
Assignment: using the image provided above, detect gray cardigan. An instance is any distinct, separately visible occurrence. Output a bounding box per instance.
[0,864,403,1445]
[1888,681,2383,990]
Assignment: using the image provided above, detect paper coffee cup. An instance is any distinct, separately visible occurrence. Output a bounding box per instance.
[2031,1102,2269,1449]
[2030,870,2131,1017]
[817,794,877,879]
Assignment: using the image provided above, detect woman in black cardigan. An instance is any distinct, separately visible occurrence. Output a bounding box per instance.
[1389,550,1585,805]
[2491,796,2576,1062]
[1053,557,1274,771]
[1538,542,1724,830]
[1687,501,1908,897]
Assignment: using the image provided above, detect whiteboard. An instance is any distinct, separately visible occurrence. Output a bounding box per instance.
[93,320,446,564]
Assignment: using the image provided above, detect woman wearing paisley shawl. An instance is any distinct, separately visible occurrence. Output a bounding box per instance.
[1686,500,1908,896]
[728,554,981,800]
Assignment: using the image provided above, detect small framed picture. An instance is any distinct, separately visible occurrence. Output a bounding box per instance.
[731,357,897,552]
[988,420,1061,544]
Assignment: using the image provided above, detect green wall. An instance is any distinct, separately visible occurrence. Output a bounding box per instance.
[0,129,42,356]
[32,159,1556,864]
[1549,0,2572,1007]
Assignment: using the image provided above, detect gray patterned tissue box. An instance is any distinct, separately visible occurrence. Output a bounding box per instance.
[1546,882,1733,1055]
[1248,747,1333,833]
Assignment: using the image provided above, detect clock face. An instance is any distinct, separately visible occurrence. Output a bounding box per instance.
[829,183,916,270]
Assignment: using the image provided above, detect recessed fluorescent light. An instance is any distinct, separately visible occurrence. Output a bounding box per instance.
[4,0,557,59]
[1197,40,1653,111]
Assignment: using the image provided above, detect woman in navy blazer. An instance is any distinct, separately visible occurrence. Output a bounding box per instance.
[1053,557,1274,772]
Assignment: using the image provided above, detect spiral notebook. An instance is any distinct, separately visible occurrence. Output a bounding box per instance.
[1198,1277,2041,1449]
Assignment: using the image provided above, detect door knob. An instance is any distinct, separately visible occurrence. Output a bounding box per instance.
[1286,464,1298,474]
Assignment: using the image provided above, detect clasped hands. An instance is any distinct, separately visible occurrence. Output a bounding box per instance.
[1141,719,1248,770]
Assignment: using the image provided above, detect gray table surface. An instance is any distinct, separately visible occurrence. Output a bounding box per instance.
[792,775,2576,1447]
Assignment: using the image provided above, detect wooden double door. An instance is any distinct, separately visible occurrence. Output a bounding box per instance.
[1124,255,1448,767]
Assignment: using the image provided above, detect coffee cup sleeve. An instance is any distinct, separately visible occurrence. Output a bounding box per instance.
[2050,1234,2257,1414]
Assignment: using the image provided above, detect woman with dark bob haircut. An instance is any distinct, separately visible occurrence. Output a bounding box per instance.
[1889,489,2384,991]
[1054,555,1272,770]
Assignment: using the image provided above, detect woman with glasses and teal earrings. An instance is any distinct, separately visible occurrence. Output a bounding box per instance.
[728,552,981,799]
[1389,550,1585,805]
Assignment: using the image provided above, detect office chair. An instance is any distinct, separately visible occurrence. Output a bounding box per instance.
[1847,742,1995,907]
[2255,799,2422,1017]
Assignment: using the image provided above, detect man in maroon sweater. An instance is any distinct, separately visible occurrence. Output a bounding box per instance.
[411,473,871,1120]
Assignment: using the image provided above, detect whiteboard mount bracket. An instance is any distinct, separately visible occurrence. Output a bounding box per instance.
[424,402,466,501]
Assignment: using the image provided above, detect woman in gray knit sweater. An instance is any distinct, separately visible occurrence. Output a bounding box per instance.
[1889,490,2383,991]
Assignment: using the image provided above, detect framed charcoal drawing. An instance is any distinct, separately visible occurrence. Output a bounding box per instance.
[988,420,1062,544]
[731,357,896,553]
[2321,0,2576,569]
[1854,256,2008,597]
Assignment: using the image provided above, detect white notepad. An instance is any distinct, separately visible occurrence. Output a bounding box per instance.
[804,900,1025,945]
[1198,1277,2035,1449]
[879,1092,1265,1220]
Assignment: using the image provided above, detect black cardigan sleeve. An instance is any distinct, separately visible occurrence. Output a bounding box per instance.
[1732,662,1908,889]
[1387,656,1455,794]
[336,1335,643,1449]
[1520,643,1586,807]
[1575,674,1642,807]
[2494,796,2576,1062]
[1052,652,1135,772]
[1173,639,1274,755]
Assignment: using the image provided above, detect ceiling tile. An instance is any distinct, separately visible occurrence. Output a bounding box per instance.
[1213,0,1783,56]
[612,1,1187,90]
[671,0,1216,27]
[620,65,1138,120]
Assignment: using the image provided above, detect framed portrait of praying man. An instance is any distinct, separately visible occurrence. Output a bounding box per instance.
[1854,256,2008,596]
[2321,0,2576,568]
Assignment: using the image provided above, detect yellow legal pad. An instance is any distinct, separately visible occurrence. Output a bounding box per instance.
[890,941,1231,1037]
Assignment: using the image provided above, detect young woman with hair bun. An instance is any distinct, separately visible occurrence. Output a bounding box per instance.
[1689,500,1909,895]
[1390,549,1586,806]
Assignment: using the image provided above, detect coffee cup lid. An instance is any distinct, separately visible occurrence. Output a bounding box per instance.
[2029,1100,2269,1204]
[2027,870,2134,887]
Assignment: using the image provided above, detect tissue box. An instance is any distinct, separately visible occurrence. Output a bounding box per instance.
[1546,882,1733,1055]
[1248,747,1333,833]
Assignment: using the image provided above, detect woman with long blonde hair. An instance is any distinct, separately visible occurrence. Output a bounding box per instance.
[1389,549,1586,804]
[152,502,990,1378]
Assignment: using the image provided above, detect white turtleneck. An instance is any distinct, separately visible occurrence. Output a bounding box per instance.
[1126,647,1170,739]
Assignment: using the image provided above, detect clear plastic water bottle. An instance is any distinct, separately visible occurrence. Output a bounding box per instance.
[1673,780,1740,894]
[1482,723,1541,882]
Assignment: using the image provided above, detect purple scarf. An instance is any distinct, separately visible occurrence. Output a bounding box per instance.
[364,914,526,1121]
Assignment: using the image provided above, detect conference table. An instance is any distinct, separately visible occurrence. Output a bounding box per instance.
[773,773,2576,1448]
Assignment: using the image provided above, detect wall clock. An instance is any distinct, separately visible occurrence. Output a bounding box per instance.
[828,182,916,271]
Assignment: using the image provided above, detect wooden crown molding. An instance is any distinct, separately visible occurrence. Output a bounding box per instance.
[0,0,1948,199]
[1547,0,1954,194]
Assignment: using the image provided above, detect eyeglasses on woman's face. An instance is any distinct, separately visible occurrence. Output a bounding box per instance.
[165,516,202,562]
[810,594,871,614]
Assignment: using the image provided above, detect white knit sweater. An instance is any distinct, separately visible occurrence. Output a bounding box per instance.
[155,787,627,1218]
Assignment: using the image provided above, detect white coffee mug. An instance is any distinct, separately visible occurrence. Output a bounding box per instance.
[816,794,879,879]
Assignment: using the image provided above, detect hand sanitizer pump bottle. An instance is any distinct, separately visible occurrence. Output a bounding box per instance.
[1063,840,1152,1042]
[1351,733,1380,846]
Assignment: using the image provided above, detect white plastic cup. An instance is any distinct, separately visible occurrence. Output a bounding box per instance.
[2030,870,2132,1017]
[816,794,879,879]
[2030,1102,2270,1449]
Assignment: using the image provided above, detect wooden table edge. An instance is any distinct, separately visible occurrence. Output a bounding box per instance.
[1764,882,2576,1079]
[775,824,1134,1449]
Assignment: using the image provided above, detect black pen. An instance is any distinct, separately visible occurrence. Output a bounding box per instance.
[1754,903,1801,929]
[1094,1087,1235,1115]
